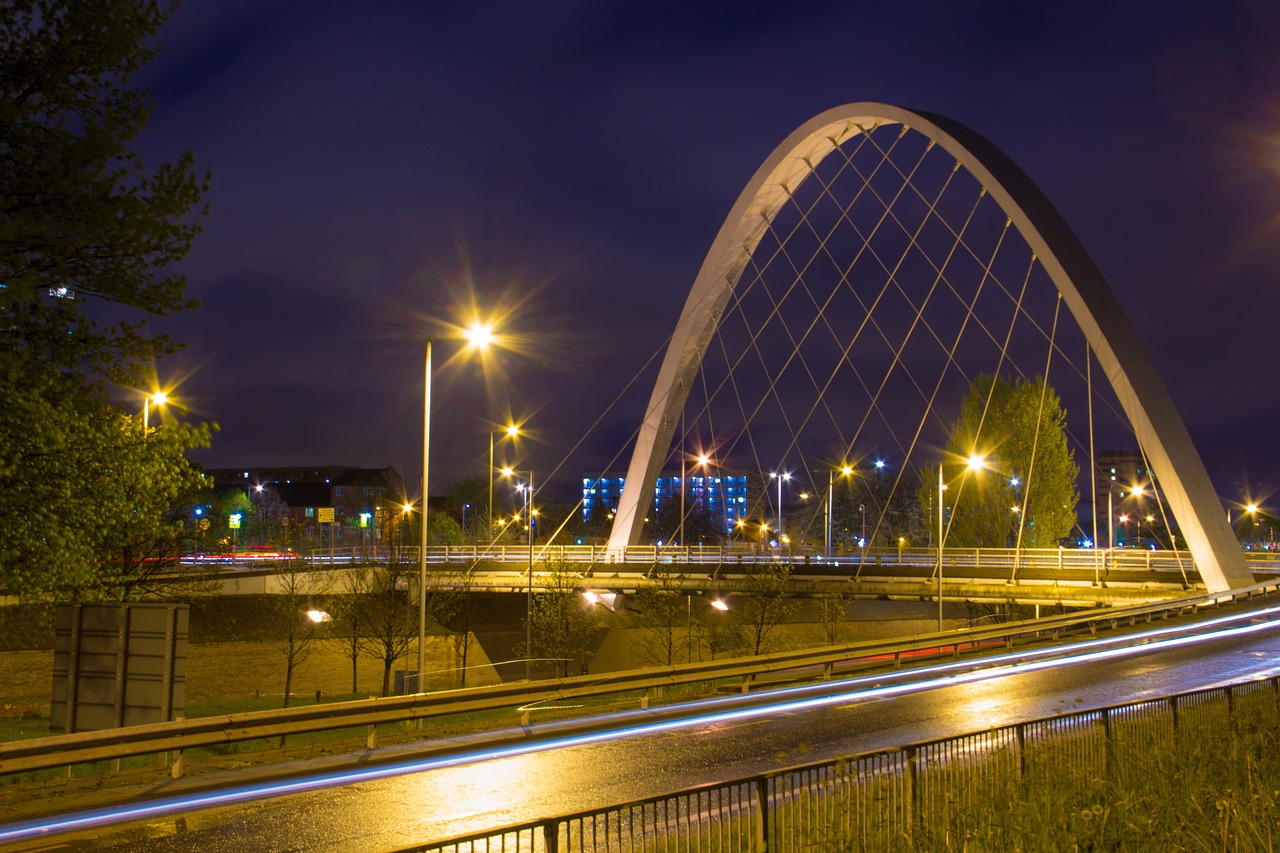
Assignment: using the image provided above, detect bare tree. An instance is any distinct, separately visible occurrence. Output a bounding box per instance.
[733,562,799,656]
[358,565,418,696]
[328,566,370,694]
[813,585,856,645]
[522,561,598,678]
[447,568,478,687]
[629,571,689,666]
[267,560,332,707]
[692,598,746,660]
[357,565,463,695]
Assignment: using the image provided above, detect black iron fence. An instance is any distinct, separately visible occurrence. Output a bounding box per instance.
[414,676,1280,852]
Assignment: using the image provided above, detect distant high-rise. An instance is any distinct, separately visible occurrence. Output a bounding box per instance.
[582,472,751,535]
[1093,451,1170,548]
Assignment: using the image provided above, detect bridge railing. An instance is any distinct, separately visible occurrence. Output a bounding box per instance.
[296,544,1280,576]
[2,580,1276,782]
[413,675,1280,852]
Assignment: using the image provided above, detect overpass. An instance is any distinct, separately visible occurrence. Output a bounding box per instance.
[191,545,1280,608]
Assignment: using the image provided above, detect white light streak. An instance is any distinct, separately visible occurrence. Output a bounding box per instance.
[4,605,1279,843]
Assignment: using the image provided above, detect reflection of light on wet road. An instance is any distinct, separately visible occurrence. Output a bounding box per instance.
[4,605,1279,847]
[409,751,551,832]
[947,678,1011,729]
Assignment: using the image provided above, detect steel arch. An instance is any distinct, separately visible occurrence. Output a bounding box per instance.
[606,102,1250,593]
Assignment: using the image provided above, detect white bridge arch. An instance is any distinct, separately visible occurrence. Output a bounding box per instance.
[606,102,1251,593]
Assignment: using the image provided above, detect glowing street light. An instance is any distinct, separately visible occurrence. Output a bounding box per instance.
[488,422,521,536]
[418,320,496,693]
[143,389,168,433]
[938,454,986,631]
[826,465,854,554]
[769,471,790,542]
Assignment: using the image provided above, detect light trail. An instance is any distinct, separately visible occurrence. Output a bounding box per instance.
[4,604,1279,844]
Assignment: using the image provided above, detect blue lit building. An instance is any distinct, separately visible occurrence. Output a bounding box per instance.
[582,472,752,534]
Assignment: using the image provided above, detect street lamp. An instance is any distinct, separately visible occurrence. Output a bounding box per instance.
[826,465,853,554]
[489,423,520,537]
[769,471,790,543]
[938,454,986,631]
[418,321,494,693]
[142,390,168,434]
[503,467,536,680]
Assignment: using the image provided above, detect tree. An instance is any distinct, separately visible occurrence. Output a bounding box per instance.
[212,489,254,554]
[629,571,691,667]
[0,1,211,599]
[0,360,211,601]
[523,562,598,678]
[268,561,332,708]
[812,586,856,645]
[356,566,420,696]
[88,418,211,600]
[445,477,487,540]
[1,0,208,382]
[691,598,746,660]
[328,567,370,694]
[427,512,464,547]
[922,374,1079,548]
[733,562,799,656]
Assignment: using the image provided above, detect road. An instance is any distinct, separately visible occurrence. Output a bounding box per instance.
[7,611,1280,852]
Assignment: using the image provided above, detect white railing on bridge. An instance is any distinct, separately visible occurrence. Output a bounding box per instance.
[296,544,1280,575]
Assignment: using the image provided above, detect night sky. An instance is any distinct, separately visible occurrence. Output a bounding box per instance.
[133,2,1280,503]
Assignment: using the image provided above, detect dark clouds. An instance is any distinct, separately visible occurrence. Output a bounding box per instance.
[134,1,1280,499]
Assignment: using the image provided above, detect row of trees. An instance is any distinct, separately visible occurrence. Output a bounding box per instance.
[257,557,849,704]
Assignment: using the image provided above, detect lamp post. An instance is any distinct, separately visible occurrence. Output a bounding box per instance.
[1129,484,1146,548]
[938,454,986,631]
[937,464,945,631]
[504,467,536,680]
[1106,476,1117,549]
[418,322,494,693]
[826,465,853,554]
[418,339,432,693]
[769,471,789,543]
[489,424,520,537]
[142,390,168,434]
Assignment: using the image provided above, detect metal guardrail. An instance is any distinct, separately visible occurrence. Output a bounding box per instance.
[2,580,1277,781]
[413,676,1280,852]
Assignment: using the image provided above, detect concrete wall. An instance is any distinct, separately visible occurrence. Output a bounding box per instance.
[0,635,500,710]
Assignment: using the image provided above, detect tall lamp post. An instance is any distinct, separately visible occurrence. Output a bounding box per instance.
[502,467,536,681]
[418,323,495,693]
[489,424,520,537]
[826,465,853,554]
[142,390,168,433]
[938,454,986,631]
[769,471,790,543]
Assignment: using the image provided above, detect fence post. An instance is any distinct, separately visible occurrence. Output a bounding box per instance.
[543,819,559,853]
[755,777,770,851]
[1016,723,1026,780]
[906,746,918,846]
[1101,707,1111,783]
